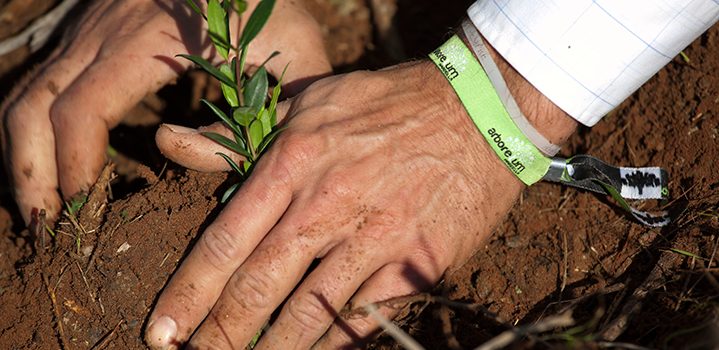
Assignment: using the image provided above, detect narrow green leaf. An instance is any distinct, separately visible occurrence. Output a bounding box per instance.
[215,152,245,175]
[66,194,88,217]
[239,0,276,49]
[669,248,705,260]
[257,127,285,154]
[256,51,280,72]
[221,183,241,203]
[208,0,230,59]
[219,64,239,107]
[202,132,252,158]
[243,160,252,172]
[201,99,241,136]
[244,67,268,109]
[177,54,235,87]
[233,131,247,151]
[185,0,206,18]
[258,108,271,137]
[233,106,257,127]
[268,63,288,125]
[208,32,235,52]
[248,120,264,153]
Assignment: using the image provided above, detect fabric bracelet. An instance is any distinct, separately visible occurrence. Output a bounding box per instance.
[429,35,551,185]
[429,34,671,227]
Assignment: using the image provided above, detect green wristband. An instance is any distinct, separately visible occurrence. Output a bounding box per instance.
[429,35,551,185]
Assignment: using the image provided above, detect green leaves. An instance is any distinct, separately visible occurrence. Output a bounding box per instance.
[177,54,234,87]
[233,106,256,127]
[248,120,264,151]
[219,64,239,107]
[201,99,240,135]
[185,0,205,18]
[208,0,231,59]
[202,132,252,158]
[181,0,283,206]
[244,67,268,109]
[239,0,276,49]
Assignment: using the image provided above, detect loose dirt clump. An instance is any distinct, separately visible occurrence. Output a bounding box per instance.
[0,169,226,349]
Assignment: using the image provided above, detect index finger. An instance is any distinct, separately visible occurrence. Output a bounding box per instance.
[145,158,293,348]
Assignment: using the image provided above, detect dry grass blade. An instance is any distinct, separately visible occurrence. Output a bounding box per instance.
[600,249,681,340]
[474,311,575,350]
[364,303,425,350]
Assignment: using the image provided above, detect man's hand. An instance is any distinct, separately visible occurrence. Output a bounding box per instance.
[0,0,330,224]
[148,57,577,349]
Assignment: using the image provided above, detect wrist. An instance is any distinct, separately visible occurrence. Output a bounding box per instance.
[457,28,578,146]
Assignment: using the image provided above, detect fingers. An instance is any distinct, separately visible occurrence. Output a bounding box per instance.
[156,122,243,172]
[145,164,293,349]
[254,239,387,349]
[185,213,322,349]
[51,37,183,198]
[183,186,353,349]
[316,262,439,349]
[247,0,332,95]
[2,45,100,223]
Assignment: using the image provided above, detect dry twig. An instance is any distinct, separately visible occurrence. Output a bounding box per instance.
[364,303,424,350]
[342,293,497,321]
[600,250,680,340]
[474,311,575,350]
[90,319,124,350]
[0,0,79,55]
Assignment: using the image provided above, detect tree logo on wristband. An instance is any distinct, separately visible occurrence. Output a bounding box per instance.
[431,43,468,81]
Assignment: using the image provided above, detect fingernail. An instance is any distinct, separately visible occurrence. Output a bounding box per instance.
[146,316,177,349]
[162,123,197,134]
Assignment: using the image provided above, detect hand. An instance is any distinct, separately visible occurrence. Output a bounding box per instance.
[0,0,330,224]
[147,56,577,349]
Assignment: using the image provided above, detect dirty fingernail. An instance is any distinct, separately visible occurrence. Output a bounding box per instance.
[146,315,177,349]
[162,123,197,134]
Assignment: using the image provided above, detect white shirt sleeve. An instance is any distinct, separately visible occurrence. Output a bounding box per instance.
[468,0,719,126]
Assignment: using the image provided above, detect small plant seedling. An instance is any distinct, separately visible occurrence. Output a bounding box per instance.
[180,0,280,346]
[61,194,88,254]
[181,0,285,203]
[65,194,88,217]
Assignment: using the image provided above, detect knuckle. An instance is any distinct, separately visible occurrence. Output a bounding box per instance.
[227,270,274,311]
[196,223,241,272]
[49,96,74,127]
[330,312,379,348]
[360,210,405,241]
[275,131,321,172]
[318,170,355,202]
[346,314,377,339]
[343,70,372,84]
[286,293,329,333]
[4,103,22,128]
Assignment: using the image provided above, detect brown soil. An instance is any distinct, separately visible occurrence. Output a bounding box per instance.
[1,1,718,349]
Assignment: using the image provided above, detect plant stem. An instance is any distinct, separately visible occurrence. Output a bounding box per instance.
[238,46,249,99]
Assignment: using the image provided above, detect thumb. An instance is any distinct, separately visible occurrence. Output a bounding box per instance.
[155,99,292,172]
[156,122,240,172]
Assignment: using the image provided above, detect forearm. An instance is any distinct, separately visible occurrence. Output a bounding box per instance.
[460,29,579,146]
